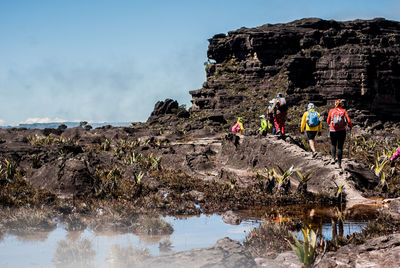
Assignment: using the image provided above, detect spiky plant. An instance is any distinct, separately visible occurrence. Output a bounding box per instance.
[371,159,388,177]
[288,226,319,268]
[272,165,294,186]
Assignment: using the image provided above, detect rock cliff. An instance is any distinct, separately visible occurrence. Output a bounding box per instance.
[190,18,400,125]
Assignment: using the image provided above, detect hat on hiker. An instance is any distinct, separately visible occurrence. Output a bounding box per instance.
[269,100,275,104]
[259,115,265,119]
[307,103,314,110]
[237,117,243,122]
[277,93,283,98]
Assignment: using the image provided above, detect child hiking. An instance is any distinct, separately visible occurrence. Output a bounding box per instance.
[301,103,322,154]
[232,117,245,135]
[327,99,353,168]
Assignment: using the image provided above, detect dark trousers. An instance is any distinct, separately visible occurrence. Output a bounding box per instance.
[330,130,346,164]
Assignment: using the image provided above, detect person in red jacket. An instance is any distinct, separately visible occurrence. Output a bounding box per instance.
[326,99,353,168]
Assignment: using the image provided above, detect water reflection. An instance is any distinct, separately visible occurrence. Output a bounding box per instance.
[53,238,95,268]
[0,206,376,267]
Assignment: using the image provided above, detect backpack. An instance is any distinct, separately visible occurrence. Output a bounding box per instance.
[307,111,320,127]
[331,109,347,128]
[277,98,288,112]
[232,122,240,133]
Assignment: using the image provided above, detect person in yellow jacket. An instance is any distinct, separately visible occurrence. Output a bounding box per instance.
[301,103,322,153]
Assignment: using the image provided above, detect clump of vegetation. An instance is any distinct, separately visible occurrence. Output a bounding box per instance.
[0,158,56,207]
[27,134,76,146]
[288,226,324,268]
[244,221,292,257]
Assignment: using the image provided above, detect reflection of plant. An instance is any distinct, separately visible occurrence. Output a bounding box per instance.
[107,245,150,267]
[289,226,318,268]
[53,238,95,267]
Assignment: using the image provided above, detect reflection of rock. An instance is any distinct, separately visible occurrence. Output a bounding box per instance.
[319,233,400,268]
[137,237,256,268]
[222,210,242,225]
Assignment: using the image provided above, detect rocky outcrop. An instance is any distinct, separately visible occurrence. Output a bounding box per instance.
[318,233,400,268]
[191,18,400,124]
[136,237,256,268]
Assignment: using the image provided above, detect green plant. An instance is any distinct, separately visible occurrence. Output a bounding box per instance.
[135,172,144,185]
[0,159,17,183]
[295,170,313,183]
[288,226,318,268]
[102,138,112,151]
[333,181,345,197]
[272,165,294,186]
[30,154,42,168]
[370,159,388,177]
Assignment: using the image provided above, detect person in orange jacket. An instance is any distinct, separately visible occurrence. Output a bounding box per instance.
[326,99,353,168]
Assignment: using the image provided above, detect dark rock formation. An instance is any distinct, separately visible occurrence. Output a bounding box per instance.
[151,99,179,116]
[191,18,400,124]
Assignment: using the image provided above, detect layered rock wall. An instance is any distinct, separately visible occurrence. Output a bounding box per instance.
[190,18,400,123]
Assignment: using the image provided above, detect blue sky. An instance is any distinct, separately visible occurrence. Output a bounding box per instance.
[0,0,399,125]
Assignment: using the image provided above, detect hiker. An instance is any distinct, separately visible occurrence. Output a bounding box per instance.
[326,99,353,168]
[300,103,322,154]
[267,104,276,135]
[390,146,400,167]
[271,93,288,135]
[258,115,269,136]
[231,117,245,135]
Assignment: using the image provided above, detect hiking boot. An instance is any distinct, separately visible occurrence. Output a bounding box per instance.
[338,161,342,169]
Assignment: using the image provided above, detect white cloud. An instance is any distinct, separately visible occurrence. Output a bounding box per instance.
[20,117,68,124]
[0,119,5,126]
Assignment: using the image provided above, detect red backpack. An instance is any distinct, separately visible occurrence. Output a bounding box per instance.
[232,122,240,133]
[331,108,347,128]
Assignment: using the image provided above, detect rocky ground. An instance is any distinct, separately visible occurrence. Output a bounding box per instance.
[0,120,399,267]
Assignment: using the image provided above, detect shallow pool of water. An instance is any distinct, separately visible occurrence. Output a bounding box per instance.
[0,211,370,268]
[0,214,259,268]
